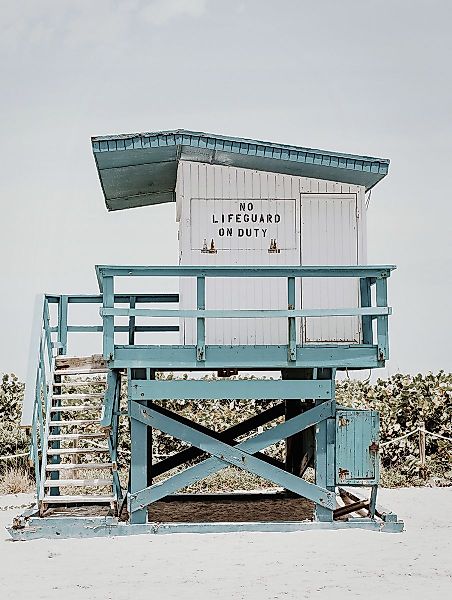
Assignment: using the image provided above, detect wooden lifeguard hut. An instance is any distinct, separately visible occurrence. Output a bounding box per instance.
[12,130,403,539]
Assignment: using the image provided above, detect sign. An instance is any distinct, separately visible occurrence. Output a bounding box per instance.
[190,198,296,252]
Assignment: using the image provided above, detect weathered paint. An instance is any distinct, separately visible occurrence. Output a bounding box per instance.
[91,129,390,211]
[8,515,404,541]
[335,409,380,485]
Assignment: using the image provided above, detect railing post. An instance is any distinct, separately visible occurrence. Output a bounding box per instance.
[376,276,389,361]
[196,276,206,362]
[128,296,136,346]
[43,298,53,365]
[102,276,115,361]
[57,295,68,356]
[287,276,296,361]
[359,277,373,345]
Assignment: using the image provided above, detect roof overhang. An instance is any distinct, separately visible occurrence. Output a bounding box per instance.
[91,129,390,211]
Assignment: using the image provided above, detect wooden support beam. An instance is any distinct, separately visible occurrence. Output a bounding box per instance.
[334,499,369,519]
[151,402,286,477]
[129,400,336,511]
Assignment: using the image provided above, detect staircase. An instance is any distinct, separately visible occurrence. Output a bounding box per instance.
[39,355,118,514]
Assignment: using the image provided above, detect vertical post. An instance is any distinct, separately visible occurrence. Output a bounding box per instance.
[129,411,148,524]
[128,368,147,524]
[43,298,53,365]
[376,276,389,361]
[315,374,335,522]
[103,276,115,361]
[196,276,206,362]
[369,484,378,518]
[419,420,427,479]
[359,277,373,345]
[128,296,136,346]
[287,277,296,361]
[57,295,68,356]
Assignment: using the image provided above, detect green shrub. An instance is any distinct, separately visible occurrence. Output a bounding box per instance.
[0,374,29,472]
[337,371,452,478]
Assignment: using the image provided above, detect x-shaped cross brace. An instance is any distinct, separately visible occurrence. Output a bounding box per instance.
[129,399,336,514]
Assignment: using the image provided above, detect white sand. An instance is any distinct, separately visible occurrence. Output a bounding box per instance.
[1,488,451,599]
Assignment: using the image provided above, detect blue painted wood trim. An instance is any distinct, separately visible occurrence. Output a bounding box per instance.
[129,379,333,400]
[57,295,68,356]
[129,400,335,511]
[360,277,373,345]
[102,276,115,361]
[49,325,179,333]
[92,129,389,175]
[288,276,296,361]
[129,399,148,524]
[128,296,136,346]
[100,306,391,318]
[47,294,179,303]
[112,344,383,369]
[196,276,205,362]
[376,277,389,360]
[96,264,395,290]
[315,399,335,522]
[7,517,404,540]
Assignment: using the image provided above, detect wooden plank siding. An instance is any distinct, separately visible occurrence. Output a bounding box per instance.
[176,160,366,346]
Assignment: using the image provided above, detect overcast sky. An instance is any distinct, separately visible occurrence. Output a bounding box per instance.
[1,0,451,378]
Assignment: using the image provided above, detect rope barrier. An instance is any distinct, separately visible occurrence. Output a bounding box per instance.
[0,452,29,461]
[380,427,452,448]
[420,429,452,443]
[380,428,419,447]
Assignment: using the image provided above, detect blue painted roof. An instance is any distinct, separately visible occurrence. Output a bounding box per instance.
[91,129,389,211]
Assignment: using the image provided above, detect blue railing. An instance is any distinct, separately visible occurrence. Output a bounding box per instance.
[21,292,178,480]
[95,264,395,368]
[22,264,394,488]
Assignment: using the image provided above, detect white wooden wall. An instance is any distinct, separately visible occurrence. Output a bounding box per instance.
[176,160,366,346]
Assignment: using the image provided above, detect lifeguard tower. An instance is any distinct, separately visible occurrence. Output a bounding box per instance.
[11,130,403,539]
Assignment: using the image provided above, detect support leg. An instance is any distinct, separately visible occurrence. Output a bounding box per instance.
[282,369,315,478]
[130,368,153,487]
[129,409,148,524]
[315,395,336,522]
[369,484,378,518]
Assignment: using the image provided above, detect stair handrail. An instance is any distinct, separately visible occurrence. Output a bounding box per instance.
[22,294,55,498]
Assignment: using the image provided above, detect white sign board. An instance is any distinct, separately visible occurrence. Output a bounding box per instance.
[190,198,297,252]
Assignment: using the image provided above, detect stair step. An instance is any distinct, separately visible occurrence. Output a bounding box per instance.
[48,419,101,427]
[48,433,107,441]
[52,393,105,400]
[50,405,102,413]
[47,447,109,455]
[53,381,107,387]
[46,463,113,471]
[44,478,113,487]
[42,495,116,504]
[54,369,108,376]
[55,355,106,369]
